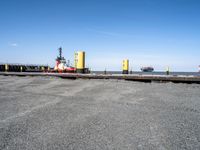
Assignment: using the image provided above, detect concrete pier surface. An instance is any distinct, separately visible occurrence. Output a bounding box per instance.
[0,76,200,149]
[0,72,200,83]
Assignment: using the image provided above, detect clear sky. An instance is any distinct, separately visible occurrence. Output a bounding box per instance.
[0,0,200,71]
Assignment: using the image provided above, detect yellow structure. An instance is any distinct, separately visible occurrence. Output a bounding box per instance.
[122,59,129,74]
[74,51,85,73]
[5,64,9,72]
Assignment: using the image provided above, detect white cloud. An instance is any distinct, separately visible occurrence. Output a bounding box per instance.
[10,43,18,47]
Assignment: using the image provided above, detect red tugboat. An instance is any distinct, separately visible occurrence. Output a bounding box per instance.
[54,47,76,73]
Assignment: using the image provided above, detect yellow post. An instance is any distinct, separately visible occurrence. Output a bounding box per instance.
[48,66,50,72]
[122,59,129,74]
[41,66,45,72]
[74,52,77,69]
[5,64,9,72]
[75,51,85,73]
[20,66,23,72]
[166,66,170,75]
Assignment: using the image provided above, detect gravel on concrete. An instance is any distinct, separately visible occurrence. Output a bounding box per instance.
[0,76,200,150]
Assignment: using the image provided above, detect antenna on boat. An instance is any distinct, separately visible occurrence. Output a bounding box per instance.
[59,47,62,59]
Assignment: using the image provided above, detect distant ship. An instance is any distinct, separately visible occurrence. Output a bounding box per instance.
[141,66,154,72]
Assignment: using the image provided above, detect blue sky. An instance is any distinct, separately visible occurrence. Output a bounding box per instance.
[0,0,200,71]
